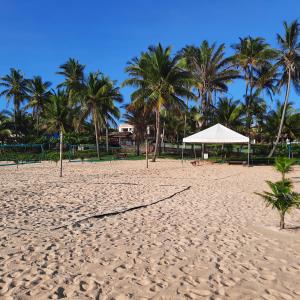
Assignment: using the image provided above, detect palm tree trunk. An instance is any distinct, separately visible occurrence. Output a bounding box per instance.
[105,126,109,153]
[136,137,140,156]
[280,212,285,230]
[59,128,63,177]
[13,106,17,138]
[268,69,291,157]
[160,110,167,154]
[93,110,100,159]
[244,75,251,135]
[152,109,160,162]
[161,121,166,154]
[36,108,40,136]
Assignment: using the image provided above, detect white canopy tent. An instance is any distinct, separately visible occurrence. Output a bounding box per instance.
[182,123,250,165]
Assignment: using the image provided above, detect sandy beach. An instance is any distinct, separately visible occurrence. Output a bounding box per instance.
[1,159,300,300]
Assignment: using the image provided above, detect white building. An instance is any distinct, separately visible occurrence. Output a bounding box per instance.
[118,123,134,133]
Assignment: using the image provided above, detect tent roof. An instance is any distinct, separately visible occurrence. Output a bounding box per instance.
[183,123,249,144]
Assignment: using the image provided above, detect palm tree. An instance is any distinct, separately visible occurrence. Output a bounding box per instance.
[181,41,239,127]
[242,91,268,139]
[0,110,12,142]
[0,68,28,133]
[27,76,52,134]
[213,97,243,129]
[232,37,277,133]
[57,58,85,94]
[265,100,300,143]
[43,90,69,177]
[123,103,153,156]
[275,157,296,180]
[163,110,186,151]
[269,20,300,157]
[255,64,279,100]
[256,179,299,229]
[14,109,35,141]
[123,44,195,162]
[79,72,122,158]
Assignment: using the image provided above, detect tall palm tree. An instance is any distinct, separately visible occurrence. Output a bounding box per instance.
[57,58,85,107]
[27,76,52,134]
[123,44,195,162]
[181,41,239,127]
[0,110,12,142]
[43,90,69,177]
[123,103,153,156]
[79,72,123,158]
[213,97,243,129]
[232,37,277,133]
[269,20,300,157]
[163,110,186,149]
[57,58,85,93]
[0,68,28,133]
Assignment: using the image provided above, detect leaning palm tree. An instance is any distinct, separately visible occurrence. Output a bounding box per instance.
[26,76,52,134]
[256,180,299,229]
[123,44,195,162]
[232,37,277,133]
[181,41,239,127]
[269,20,300,157]
[43,90,69,177]
[79,72,123,158]
[0,68,28,133]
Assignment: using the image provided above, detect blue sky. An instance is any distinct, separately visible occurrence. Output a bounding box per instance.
[0,0,299,113]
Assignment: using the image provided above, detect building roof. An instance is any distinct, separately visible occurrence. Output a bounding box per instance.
[119,123,134,128]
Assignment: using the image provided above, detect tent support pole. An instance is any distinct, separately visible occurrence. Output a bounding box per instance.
[247,142,250,167]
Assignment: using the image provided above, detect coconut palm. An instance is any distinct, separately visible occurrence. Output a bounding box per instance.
[269,20,300,157]
[181,41,239,127]
[79,72,123,158]
[265,100,300,143]
[123,44,195,162]
[275,157,296,180]
[123,103,153,156]
[26,76,52,134]
[14,109,35,141]
[232,37,277,133]
[0,68,28,133]
[254,64,279,100]
[242,92,268,139]
[0,110,12,142]
[163,110,186,149]
[43,90,69,177]
[256,179,299,229]
[57,58,85,93]
[213,97,243,129]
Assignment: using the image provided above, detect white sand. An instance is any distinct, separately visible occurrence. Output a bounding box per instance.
[1,159,300,300]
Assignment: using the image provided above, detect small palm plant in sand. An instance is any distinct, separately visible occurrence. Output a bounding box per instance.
[256,158,299,229]
[275,157,296,180]
[257,180,300,229]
